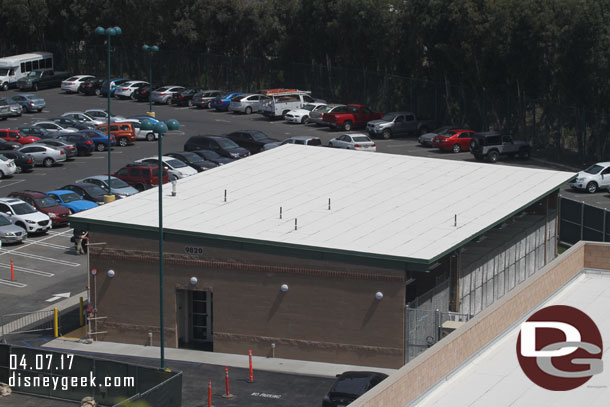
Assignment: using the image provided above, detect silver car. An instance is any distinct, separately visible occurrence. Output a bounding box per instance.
[0,97,23,117]
[18,144,67,167]
[308,104,346,126]
[0,213,27,244]
[33,139,78,159]
[151,86,185,105]
[418,126,457,147]
[32,121,78,133]
[61,112,105,126]
[83,109,126,122]
[193,90,222,108]
[229,94,263,114]
[75,175,139,197]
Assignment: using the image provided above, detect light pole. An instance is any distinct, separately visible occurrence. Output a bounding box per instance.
[95,26,122,196]
[142,45,159,114]
[141,118,179,369]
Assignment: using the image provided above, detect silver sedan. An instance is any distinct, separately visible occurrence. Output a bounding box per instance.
[0,213,27,244]
[18,144,67,167]
[328,134,377,151]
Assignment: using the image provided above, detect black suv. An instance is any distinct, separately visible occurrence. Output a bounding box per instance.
[225,130,279,154]
[183,135,250,159]
[469,132,531,163]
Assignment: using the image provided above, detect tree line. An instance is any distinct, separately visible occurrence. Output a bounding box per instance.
[1,0,608,163]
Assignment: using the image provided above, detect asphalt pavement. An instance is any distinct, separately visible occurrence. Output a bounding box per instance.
[1,86,602,208]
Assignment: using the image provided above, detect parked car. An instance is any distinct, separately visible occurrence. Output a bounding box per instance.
[78,129,116,151]
[322,104,383,131]
[0,99,11,120]
[367,112,435,139]
[34,138,78,159]
[78,77,104,95]
[165,151,218,172]
[469,132,531,163]
[284,103,327,124]
[225,130,279,154]
[191,149,234,165]
[9,94,45,113]
[210,92,243,111]
[0,97,23,117]
[569,162,610,193]
[95,122,136,147]
[114,81,149,99]
[50,117,94,131]
[0,139,21,151]
[0,150,34,173]
[0,198,51,235]
[54,133,95,156]
[46,190,99,213]
[99,78,129,97]
[135,156,198,179]
[183,135,250,158]
[61,183,116,204]
[0,213,27,244]
[112,163,170,191]
[7,190,69,227]
[228,94,263,114]
[0,129,40,145]
[263,135,322,150]
[322,371,388,407]
[84,109,126,123]
[61,112,105,126]
[18,144,66,167]
[171,88,201,107]
[61,75,95,93]
[116,118,156,141]
[0,154,16,178]
[18,126,52,139]
[75,175,139,197]
[418,125,458,147]
[328,133,377,151]
[32,121,77,133]
[192,90,222,108]
[16,70,70,91]
[259,90,322,119]
[433,129,476,153]
[133,83,162,102]
[151,86,185,104]
[308,104,347,126]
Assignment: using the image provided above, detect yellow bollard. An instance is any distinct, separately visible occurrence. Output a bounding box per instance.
[146,111,156,118]
[103,194,116,204]
[79,297,84,327]
[53,307,59,338]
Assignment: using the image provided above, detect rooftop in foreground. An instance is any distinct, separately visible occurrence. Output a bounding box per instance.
[71,144,575,263]
[414,269,610,406]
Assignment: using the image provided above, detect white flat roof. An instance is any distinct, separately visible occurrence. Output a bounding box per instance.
[71,144,575,262]
[415,270,610,406]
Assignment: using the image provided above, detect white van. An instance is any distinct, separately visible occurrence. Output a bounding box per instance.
[259,90,322,119]
[0,52,54,91]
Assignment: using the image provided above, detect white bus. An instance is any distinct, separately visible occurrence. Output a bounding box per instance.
[0,52,54,91]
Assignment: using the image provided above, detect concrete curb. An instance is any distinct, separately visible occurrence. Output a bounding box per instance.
[530,157,581,172]
[42,338,397,378]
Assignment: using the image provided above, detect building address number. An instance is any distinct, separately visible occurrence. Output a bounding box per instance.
[184,246,204,255]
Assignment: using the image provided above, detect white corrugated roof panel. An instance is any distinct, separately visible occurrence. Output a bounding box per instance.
[71,144,576,262]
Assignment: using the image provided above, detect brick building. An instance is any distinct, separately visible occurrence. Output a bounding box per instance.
[71,145,574,368]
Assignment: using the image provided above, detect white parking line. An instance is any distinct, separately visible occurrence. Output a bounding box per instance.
[30,241,71,250]
[0,278,26,288]
[0,249,80,267]
[0,263,54,277]
[0,179,26,189]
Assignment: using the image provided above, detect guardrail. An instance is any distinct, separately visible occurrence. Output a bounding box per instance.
[0,310,56,341]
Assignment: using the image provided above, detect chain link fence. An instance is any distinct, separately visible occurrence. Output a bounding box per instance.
[0,310,56,342]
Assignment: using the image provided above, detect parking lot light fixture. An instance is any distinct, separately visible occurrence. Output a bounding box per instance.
[142,44,159,113]
[154,119,178,370]
[95,26,121,195]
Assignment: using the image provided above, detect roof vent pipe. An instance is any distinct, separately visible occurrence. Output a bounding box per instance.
[224,189,227,202]
[294,218,297,231]
[328,198,331,210]
[171,180,177,197]
[280,207,282,219]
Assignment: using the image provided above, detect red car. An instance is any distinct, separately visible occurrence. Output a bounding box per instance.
[112,163,170,192]
[432,129,475,153]
[7,190,70,227]
[0,129,41,145]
